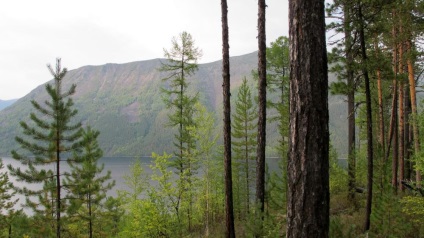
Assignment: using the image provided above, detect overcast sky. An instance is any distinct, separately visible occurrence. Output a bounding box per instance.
[0,0,289,100]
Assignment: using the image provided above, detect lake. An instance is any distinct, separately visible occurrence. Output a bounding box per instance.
[1,156,282,213]
[0,156,155,213]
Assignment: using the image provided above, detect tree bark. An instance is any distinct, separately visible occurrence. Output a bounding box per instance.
[358,2,374,232]
[398,41,405,191]
[376,46,386,192]
[406,39,421,185]
[405,87,412,181]
[345,1,357,205]
[221,0,235,237]
[256,0,267,221]
[286,0,329,237]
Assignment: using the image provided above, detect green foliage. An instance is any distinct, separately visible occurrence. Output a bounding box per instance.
[0,159,19,237]
[400,196,424,234]
[188,102,220,236]
[370,185,411,237]
[117,159,149,237]
[64,126,116,237]
[7,59,84,237]
[231,78,257,218]
[265,36,290,191]
[159,31,203,233]
[266,158,286,213]
[0,159,17,213]
[329,145,348,194]
[266,36,289,96]
[118,152,178,237]
[329,216,356,238]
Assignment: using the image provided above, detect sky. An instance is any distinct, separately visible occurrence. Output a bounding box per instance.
[0,0,289,100]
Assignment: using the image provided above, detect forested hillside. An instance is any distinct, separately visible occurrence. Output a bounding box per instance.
[0,52,346,157]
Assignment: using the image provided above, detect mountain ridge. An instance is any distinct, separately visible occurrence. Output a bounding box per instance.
[0,51,347,157]
[0,99,17,111]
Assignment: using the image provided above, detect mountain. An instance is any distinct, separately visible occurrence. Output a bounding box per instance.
[0,52,348,157]
[0,99,18,111]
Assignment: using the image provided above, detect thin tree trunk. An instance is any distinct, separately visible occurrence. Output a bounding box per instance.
[56,74,61,238]
[345,1,356,205]
[375,36,386,192]
[386,83,397,162]
[406,39,421,185]
[398,41,405,191]
[392,105,398,190]
[401,79,410,190]
[245,127,250,215]
[405,87,412,181]
[286,0,329,236]
[389,30,398,190]
[89,192,93,238]
[56,121,61,238]
[256,0,267,225]
[358,3,374,232]
[221,0,235,237]
[386,12,398,165]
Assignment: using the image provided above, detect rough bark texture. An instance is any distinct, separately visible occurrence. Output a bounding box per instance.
[221,0,235,237]
[256,0,267,217]
[286,0,329,236]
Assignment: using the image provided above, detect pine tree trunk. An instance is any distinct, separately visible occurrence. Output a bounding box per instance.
[245,128,250,215]
[392,104,398,190]
[358,3,374,232]
[56,122,61,238]
[389,38,398,190]
[256,0,267,223]
[406,39,421,185]
[345,1,356,205]
[89,192,93,238]
[386,12,398,167]
[405,88,412,181]
[374,37,386,189]
[221,0,235,237]
[398,41,405,191]
[386,81,397,162]
[286,0,329,236]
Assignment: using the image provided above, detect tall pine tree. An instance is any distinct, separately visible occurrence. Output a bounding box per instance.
[221,0,235,236]
[231,78,257,217]
[160,31,202,232]
[8,58,83,238]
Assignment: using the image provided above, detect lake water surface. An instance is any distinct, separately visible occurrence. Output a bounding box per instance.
[1,156,155,212]
[1,156,281,213]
